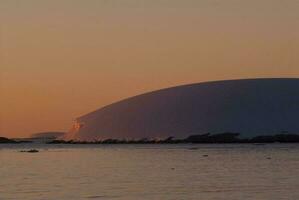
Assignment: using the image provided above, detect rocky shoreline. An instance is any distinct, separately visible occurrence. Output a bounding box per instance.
[3,133,299,145]
[47,133,299,144]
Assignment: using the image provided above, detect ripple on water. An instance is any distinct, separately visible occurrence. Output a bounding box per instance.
[2,144,299,200]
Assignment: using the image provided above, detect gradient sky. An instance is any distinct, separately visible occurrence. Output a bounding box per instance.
[1,0,299,137]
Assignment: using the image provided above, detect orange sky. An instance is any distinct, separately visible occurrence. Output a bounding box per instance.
[1,0,299,137]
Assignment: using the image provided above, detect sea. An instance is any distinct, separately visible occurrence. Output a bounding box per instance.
[1,143,299,200]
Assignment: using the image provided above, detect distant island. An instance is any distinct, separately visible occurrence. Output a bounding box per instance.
[30,132,65,139]
[0,137,32,144]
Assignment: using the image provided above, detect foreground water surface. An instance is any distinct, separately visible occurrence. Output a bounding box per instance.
[1,143,299,200]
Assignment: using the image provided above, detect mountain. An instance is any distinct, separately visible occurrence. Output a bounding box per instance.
[62,78,299,141]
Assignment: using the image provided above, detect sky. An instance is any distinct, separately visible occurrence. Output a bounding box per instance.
[1,0,299,137]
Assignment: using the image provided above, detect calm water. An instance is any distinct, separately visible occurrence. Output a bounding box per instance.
[1,143,299,200]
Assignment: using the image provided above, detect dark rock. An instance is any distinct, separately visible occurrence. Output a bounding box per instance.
[19,149,39,153]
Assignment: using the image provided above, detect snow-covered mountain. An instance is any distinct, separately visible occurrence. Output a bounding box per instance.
[62,78,299,141]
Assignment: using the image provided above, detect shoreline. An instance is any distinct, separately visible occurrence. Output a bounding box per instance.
[3,133,299,145]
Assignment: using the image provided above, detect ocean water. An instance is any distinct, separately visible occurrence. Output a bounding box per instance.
[1,143,299,200]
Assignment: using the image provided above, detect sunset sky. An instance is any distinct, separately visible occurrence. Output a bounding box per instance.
[1,0,299,137]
